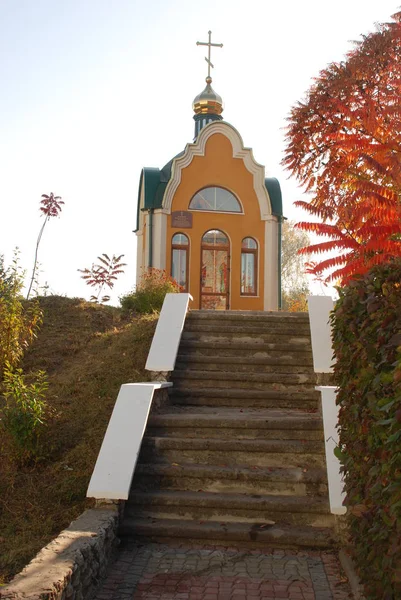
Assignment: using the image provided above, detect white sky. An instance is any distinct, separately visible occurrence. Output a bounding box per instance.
[1,0,399,303]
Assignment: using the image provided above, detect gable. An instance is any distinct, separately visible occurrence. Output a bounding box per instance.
[163,121,276,221]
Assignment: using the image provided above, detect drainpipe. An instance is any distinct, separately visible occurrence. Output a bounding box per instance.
[148,209,153,269]
[278,217,282,310]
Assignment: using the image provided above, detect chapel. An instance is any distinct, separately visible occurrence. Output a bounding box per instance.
[135,33,283,310]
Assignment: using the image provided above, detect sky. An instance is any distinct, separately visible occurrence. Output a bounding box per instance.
[1,0,399,304]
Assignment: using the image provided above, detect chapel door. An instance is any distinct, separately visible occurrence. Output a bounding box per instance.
[200,229,230,310]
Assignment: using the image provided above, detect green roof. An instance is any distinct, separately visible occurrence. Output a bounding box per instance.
[265,177,283,218]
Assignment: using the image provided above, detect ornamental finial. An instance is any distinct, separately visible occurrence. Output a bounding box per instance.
[196,30,223,81]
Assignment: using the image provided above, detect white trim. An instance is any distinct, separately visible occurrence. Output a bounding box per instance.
[163,121,271,221]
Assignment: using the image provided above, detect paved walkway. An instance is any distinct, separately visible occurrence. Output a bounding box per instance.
[94,543,352,600]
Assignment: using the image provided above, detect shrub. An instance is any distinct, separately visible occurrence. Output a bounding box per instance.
[120,268,182,314]
[0,252,43,378]
[1,364,49,464]
[331,260,401,599]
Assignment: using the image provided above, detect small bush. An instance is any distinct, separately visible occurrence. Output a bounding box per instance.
[1,364,49,464]
[331,260,401,599]
[0,252,43,378]
[120,268,182,314]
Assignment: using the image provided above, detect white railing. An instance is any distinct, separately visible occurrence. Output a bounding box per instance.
[86,293,192,500]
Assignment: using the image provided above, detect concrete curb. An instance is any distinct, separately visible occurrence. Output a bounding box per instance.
[339,550,365,599]
[0,507,119,600]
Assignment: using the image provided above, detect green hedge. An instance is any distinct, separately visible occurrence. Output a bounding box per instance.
[331,261,401,599]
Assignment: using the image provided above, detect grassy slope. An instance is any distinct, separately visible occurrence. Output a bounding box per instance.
[0,296,157,584]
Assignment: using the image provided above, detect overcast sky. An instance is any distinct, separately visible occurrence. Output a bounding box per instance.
[1,0,399,303]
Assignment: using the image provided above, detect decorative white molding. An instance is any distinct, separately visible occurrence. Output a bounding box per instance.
[316,386,346,515]
[163,121,271,220]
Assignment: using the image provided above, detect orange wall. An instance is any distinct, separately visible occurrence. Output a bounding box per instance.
[166,133,265,310]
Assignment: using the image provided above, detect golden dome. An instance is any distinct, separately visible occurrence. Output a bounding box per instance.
[192,76,223,116]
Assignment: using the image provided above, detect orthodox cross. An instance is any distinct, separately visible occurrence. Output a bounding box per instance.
[196,31,223,79]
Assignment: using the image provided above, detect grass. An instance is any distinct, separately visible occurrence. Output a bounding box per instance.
[0,296,157,584]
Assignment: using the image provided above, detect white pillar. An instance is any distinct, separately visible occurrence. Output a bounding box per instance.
[152,210,167,271]
[264,216,278,310]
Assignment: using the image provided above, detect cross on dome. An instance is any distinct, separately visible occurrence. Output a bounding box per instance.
[196,31,223,81]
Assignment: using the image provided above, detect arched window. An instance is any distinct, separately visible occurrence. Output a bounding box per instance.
[241,237,257,296]
[189,187,242,213]
[171,233,189,291]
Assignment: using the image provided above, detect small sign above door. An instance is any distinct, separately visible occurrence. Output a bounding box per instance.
[172,211,193,229]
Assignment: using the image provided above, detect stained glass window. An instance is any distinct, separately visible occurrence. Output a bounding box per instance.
[189,187,242,213]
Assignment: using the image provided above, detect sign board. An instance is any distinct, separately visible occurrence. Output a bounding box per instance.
[172,211,193,229]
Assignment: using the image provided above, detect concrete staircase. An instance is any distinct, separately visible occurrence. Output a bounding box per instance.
[120,310,335,549]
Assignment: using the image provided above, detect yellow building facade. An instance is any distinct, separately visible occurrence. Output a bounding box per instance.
[135,55,283,310]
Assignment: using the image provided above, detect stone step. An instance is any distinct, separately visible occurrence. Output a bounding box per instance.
[171,370,317,390]
[184,316,310,332]
[147,408,323,441]
[175,357,313,374]
[182,326,311,340]
[186,310,310,323]
[124,491,333,528]
[133,463,328,496]
[179,339,314,358]
[140,437,325,468]
[119,517,334,549]
[171,387,320,410]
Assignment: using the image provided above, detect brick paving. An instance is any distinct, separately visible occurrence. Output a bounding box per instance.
[94,543,352,600]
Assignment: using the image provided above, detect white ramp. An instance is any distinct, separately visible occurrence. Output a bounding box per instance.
[316,386,346,515]
[307,295,335,373]
[87,382,172,500]
[146,293,192,372]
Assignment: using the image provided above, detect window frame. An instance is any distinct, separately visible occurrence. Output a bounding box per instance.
[200,229,231,310]
[189,186,243,214]
[240,237,258,297]
[171,232,189,292]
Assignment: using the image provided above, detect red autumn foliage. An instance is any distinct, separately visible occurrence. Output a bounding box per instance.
[78,254,126,303]
[283,11,401,284]
[39,193,64,218]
